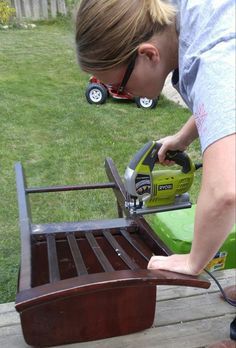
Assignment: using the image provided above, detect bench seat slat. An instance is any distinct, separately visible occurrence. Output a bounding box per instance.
[46,234,60,283]
[67,233,88,276]
[85,232,114,272]
[120,229,151,262]
[103,229,139,270]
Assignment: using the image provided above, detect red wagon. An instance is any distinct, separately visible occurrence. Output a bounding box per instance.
[86,76,159,109]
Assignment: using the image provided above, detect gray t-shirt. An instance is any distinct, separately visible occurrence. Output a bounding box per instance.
[171,0,235,152]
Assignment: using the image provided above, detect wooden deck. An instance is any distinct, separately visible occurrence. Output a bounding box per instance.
[0,269,235,348]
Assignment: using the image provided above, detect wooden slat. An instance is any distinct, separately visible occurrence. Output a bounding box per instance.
[57,0,67,15]
[157,269,236,301]
[15,162,32,291]
[46,234,60,282]
[15,269,211,312]
[66,233,88,276]
[41,0,48,18]
[32,218,136,236]
[135,217,173,256]
[50,0,57,18]
[12,0,23,19]
[26,182,115,194]
[11,0,70,20]
[85,232,114,272]
[103,230,139,270]
[154,290,236,327]
[120,229,151,262]
[104,158,129,216]
[22,0,31,18]
[32,0,40,20]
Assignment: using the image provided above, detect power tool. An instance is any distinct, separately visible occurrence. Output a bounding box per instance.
[124,141,202,216]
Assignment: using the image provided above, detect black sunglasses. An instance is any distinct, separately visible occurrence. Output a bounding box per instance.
[118,52,137,94]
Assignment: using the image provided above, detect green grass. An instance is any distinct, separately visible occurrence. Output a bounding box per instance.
[0,21,201,303]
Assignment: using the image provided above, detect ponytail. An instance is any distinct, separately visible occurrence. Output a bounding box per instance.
[148,0,176,25]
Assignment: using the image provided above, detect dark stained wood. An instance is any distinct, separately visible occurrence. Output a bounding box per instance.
[66,233,88,276]
[2,271,234,348]
[15,162,32,291]
[85,232,115,272]
[116,201,123,218]
[103,229,139,270]
[104,158,172,257]
[15,160,211,347]
[16,268,211,311]
[46,234,60,283]
[120,228,151,262]
[31,218,137,238]
[104,157,129,216]
[31,241,50,286]
[26,182,116,193]
[19,285,156,347]
[136,216,173,256]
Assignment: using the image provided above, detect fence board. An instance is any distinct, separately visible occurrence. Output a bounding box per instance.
[50,0,57,18]
[22,0,31,18]
[32,1,40,20]
[10,0,67,20]
[41,0,49,19]
[12,0,23,19]
[57,0,67,15]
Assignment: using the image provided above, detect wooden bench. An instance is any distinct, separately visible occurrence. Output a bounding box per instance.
[15,158,210,347]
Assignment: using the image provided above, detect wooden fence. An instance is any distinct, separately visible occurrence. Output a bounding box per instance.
[10,0,67,20]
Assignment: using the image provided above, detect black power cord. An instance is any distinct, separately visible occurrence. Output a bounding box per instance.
[195,163,203,170]
[204,268,236,341]
[204,268,236,307]
[230,317,236,341]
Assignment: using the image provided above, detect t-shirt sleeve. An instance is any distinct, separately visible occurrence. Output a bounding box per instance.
[187,37,235,153]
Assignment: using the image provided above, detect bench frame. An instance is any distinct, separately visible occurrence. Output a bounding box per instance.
[15,158,210,347]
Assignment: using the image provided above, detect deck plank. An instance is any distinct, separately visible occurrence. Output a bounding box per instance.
[154,291,235,326]
[0,269,235,348]
[157,269,235,301]
[61,315,235,348]
[0,314,235,348]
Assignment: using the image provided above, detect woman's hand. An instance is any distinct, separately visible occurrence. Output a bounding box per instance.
[147,254,201,276]
[157,133,188,164]
[157,115,199,163]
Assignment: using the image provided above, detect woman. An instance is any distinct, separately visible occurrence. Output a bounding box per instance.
[75,0,235,276]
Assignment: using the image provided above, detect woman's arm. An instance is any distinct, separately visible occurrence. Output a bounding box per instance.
[189,133,236,273]
[148,133,236,275]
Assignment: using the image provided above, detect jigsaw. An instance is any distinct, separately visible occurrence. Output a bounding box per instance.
[124,141,202,216]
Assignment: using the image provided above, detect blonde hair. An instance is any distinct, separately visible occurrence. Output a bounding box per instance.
[75,0,176,71]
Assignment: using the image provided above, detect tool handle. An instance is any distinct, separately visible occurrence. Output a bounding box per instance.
[128,141,192,174]
[155,142,192,173]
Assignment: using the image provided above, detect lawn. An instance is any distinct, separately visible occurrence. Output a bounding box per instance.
[0,20,202,303]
